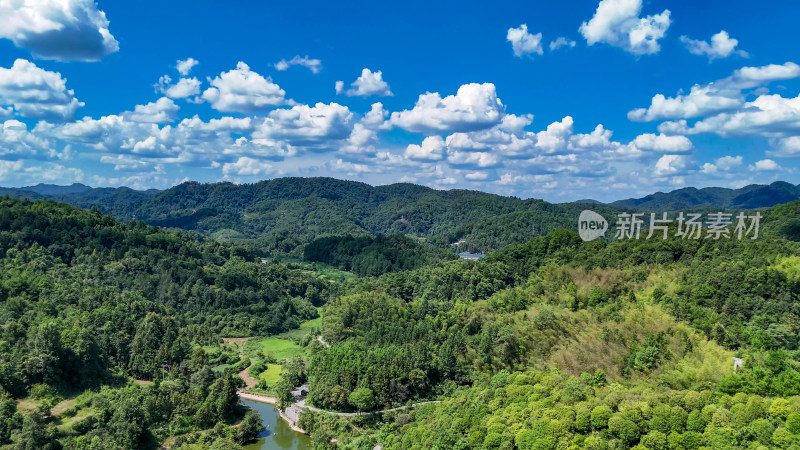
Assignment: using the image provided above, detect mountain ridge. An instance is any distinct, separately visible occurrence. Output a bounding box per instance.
[2,177,799,253]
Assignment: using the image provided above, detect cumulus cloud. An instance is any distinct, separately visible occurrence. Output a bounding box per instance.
[549,37,576,51]
[751,159,780,171]
[274,55,322,74]
[653,154,691,177]
[176,58,199,76]
[628,85,742,122]
[769,136,800,157]
[0,0,119,61]
[0,59,84,121]
[701,155,742,174]
[202,62,286,113]
[122,98,179,124]
[629,62,800,122]
[41,113,255,166]
[631,133,693,153]
[222,156,273,177]
[155,75,202,99]
[507,24,543,57]
[670,93,800,138]
[447,150,500,168]
[405,135,446,161]
[255,102,354,148]
[390,83,505,134]
[0,159,24,180]
[680,31,748,61]
[0,119,52,158]
[579,0,670,55]
[337,69,392,97]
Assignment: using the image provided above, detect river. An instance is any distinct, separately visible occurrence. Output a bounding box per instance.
[240,398,311,450]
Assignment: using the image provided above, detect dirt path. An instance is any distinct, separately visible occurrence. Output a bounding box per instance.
[316,335,330,348]
[238,361,259,390]
[238,392,278,404]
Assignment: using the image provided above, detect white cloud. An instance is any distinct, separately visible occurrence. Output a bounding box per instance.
[0,119,52,158]
[330,158,370,175]
[122,97,178,124]
[701,155,742,174]
[549,37,576,51]
[464,171,490,181]
[0,0,119,61]
[360,102,390,130]
[176,58,199,76]
[202,62,286,113]
[726,62,800,89]
[676,93,800,138]
[680,30,748,61]
[100,154,152,171]
[751,159,780,171]
[156,75,202,99]
[715,155,743,171]
[405,135,446,161]
[507,24,543,57]
[222,156,273,176]
[390,83,505,134]
[447,150,501,168]
[769,136,800,157]
[579,0,670,55]
[653,154,690,177]
[628,84,742,122]
[42,113,254,165]
[0,159,24,180]
[255,102,354,148]
[0,59,83,121]
[631,133,692,153]
[338,69,392,97]
[274,55,322,74]
[535,116,573,153]
[629,62,800,122]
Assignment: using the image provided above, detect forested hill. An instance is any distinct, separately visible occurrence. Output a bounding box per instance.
[0,177,623,254]
[2,178,800,255]
[609,180,800,211]
[0,196,334,447]
[294,199,800,448]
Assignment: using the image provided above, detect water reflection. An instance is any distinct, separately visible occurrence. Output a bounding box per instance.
[240,399,310,450]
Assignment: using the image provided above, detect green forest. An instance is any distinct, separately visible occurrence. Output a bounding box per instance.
[1,189,800,449]
[0,197,328,448]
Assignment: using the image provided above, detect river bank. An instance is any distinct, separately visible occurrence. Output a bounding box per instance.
[238,392,307,434]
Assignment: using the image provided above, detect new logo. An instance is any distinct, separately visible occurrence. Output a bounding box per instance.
[578,210,608,241]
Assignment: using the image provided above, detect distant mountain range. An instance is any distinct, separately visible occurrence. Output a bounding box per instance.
[608,181,800,211]
[1,178,798,253]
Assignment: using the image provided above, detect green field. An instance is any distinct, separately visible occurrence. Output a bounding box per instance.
[257,364,283,385]
[250,336,302,362]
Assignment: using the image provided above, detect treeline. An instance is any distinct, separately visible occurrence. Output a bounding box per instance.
[303,234,455,277]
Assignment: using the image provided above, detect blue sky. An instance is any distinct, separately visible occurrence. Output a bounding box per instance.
[0,0,798,202]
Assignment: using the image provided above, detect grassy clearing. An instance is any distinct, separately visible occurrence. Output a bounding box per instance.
[258,364,283,385]
[313,262,357,283]
[256,336,301,361]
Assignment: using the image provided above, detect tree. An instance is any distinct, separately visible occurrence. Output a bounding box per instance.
[348,387,376,412]
[233,409,263,444]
